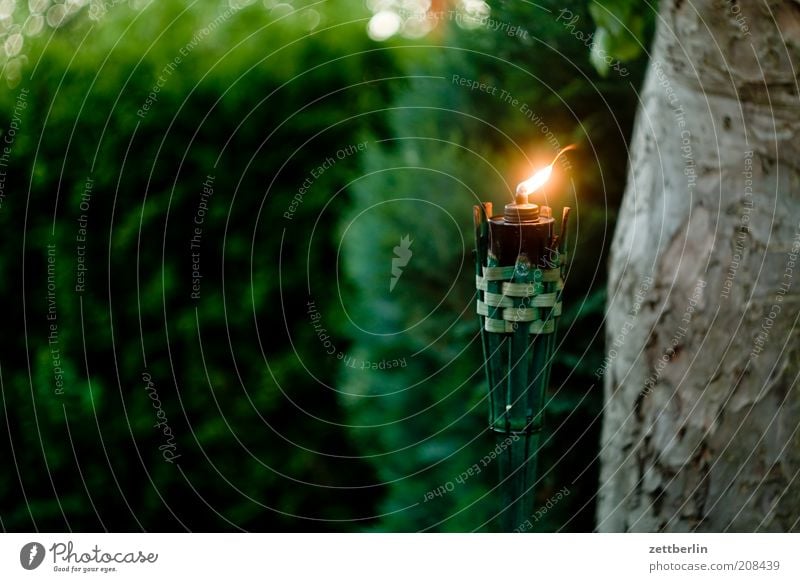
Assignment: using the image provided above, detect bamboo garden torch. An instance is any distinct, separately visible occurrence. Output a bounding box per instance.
[473,146,574,531]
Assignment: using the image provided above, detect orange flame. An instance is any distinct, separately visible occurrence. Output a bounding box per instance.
[516,144,576,198]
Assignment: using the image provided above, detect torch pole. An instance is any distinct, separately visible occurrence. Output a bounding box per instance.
[474,195,569,532]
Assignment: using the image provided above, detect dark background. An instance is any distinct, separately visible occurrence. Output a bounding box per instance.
[0,0,652,531]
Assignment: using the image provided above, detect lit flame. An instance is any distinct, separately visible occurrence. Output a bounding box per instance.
[516,144,576,198]
[516,165,552,197]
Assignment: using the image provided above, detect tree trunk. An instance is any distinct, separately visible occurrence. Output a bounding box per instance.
[597,0,800,532]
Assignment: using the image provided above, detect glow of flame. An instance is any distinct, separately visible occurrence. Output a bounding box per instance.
[516,144,576,198]
[516,165,552,197]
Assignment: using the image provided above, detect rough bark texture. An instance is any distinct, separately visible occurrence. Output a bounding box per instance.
[597,0,800,532]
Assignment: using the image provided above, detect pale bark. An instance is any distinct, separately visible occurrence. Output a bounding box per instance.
[597,0,800,532]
